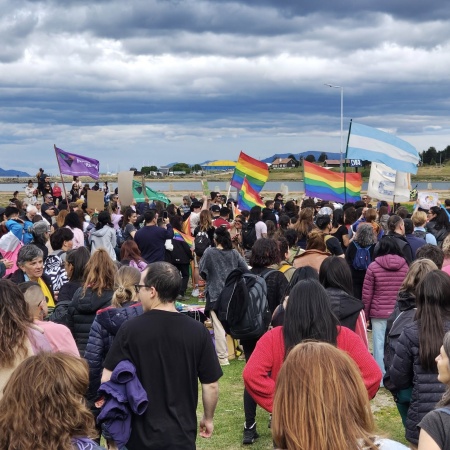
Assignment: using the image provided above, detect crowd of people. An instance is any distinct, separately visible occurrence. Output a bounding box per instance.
[3,174,450,449]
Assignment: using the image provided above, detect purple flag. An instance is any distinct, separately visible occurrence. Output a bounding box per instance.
[55,147,100,179]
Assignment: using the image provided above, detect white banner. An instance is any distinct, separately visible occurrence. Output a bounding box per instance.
[417,192,439,209]
[367,162,411,202]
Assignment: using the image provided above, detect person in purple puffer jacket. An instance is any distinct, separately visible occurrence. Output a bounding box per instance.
[363,237,409,385]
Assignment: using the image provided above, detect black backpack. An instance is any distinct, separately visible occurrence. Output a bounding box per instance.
[241,222,257,250]
[194,231,211,257]
[216,267,273,340]
[352,242,372,271]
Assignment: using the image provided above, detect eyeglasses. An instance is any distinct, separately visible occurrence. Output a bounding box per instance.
[134,284,147,293]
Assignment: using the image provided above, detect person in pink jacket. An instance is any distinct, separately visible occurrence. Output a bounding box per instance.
[20,281,79,356]
[362,237,409,384]
[243,279,381,414]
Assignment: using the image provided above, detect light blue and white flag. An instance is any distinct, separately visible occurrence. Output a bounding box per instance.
[347,122,419,174]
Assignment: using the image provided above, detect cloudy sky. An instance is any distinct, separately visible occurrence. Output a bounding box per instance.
[2,0,450,174]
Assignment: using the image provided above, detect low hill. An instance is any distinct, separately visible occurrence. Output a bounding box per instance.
[0,167,31,177]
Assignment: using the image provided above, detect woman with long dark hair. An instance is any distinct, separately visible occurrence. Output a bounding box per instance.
[64,211,85,249]
[390,270,450,446]
[120,207,138,241]
[243,279,381,425]
[319,256,367,346]
[418,330,450,449]
[50,247,91,323]
[426,206,450,247]
[272,341,407,450]
[89,211,117,260]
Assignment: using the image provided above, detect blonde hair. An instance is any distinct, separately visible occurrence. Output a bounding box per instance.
[112,266,141,307]
[412,210,427,227]
[399,258,438,294]
[272,341,379,450]
[83,248,117,296]
[442,234,450,258]
[0,352,97,449]
[199,209,213,231]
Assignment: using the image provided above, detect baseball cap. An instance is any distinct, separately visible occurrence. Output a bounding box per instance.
[210,205,221,213]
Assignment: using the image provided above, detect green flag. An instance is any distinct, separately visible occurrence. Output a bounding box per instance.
[132,180,171,204]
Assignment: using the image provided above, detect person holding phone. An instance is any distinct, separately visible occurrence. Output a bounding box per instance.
[135,210,174,263]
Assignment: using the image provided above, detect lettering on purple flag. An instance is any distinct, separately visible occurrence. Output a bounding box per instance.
[55,147,100,179]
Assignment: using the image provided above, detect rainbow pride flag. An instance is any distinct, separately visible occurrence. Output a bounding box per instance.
[231,151,269,193]
[238,178,265,211]
[173,230,194,248]
[303,161,362,203]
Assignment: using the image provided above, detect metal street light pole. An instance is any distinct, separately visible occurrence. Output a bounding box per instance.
[324,84,344,173]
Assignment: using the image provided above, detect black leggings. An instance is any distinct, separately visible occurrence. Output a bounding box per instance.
[242,338,258,428]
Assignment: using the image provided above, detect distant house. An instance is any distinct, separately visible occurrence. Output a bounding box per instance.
[323,159,351,168]
[271,157,296,169]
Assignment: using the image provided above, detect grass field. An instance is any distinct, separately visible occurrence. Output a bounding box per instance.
[193,360,407,449]
[181,293,407,449]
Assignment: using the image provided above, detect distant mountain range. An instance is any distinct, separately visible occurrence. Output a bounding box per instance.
[0,167,31,177]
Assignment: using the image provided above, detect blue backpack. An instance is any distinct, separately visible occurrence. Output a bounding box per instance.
[352,242,372,271]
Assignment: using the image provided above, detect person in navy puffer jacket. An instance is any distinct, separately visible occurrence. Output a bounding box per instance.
[362,237,409,384]
[390,270,450,446]
[85,266,143,406]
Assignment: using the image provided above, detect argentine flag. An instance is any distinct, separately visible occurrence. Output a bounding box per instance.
[347,122,420,174]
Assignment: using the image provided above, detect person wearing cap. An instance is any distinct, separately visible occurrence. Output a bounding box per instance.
[41,194,58,224]
[213,207,231,230]
[315,214,344,257]
[210,204,222,221]
[10,244,55,308]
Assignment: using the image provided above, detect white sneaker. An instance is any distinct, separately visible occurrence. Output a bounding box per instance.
[191,288,199,297]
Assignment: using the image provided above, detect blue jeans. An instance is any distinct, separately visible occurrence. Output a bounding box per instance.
[372,318,387,385]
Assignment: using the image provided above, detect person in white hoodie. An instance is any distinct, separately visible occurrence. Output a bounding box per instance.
[89,211,117,260]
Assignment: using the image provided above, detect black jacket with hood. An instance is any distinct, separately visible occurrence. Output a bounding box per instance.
[325,287,363,332]
[67,287,113,356]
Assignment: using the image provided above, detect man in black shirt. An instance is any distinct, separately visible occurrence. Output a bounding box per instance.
[102,262,222,450]
[41,194,58,224]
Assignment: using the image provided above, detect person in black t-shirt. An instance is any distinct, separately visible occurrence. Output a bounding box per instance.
[316,214,344,257]
[102,262,222,450]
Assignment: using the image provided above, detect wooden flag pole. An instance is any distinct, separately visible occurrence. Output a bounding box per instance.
[54,144,69,209]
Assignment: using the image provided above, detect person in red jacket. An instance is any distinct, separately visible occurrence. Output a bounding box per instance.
[243,278,381,413]
[362,237,409,385]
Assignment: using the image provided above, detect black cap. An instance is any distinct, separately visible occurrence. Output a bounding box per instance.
[210,205,221,213]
